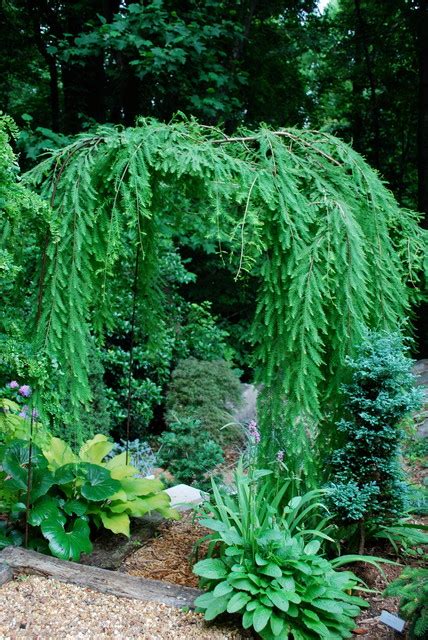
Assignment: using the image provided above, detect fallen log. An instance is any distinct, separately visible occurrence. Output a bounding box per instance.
[0,546,202,608]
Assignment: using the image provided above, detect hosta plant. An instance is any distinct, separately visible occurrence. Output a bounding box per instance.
[0,435,177,560]
[193,463,387,639]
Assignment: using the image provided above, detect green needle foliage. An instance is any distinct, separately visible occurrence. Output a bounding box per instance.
[16,117,425,468]
[328,331,423,542]
[385,568,428,639]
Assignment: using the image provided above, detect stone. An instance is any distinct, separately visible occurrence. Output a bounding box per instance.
[0,561,13,585]
[164,484,206,510]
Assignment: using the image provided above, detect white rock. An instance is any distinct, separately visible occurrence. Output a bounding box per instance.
[165,484,206,510]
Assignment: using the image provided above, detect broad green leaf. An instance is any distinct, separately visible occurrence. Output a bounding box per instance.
[100,510,130,537]
[2,440,45,489]
[194,592,216,609]
[198,518,228,532]
[227,591,251,613]
[29,496,62,526]
[255,553,268,566]
[79,463,120,501]
[193,558,227,580]
[55,463,81,485]
[253,604,271,632]
[260,562,282,578]
[266,589,289,612]
[242,610,254,629]
[270,611,285,636]
[62,499,87,517]
[304,540,321,555]
[213,581,233,597]
[311,599,344,614]
[204,594,230,621]
[41,516,92,561]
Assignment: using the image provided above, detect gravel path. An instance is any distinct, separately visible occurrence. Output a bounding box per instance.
[0,576,250,639]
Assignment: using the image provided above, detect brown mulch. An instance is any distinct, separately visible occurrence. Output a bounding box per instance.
[122,512,210,588]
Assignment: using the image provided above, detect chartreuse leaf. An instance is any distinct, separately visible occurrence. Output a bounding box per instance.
[79,435,114,464]
[41,517,92,561]
[100,510,130,537]
[104,452,139,479]
[193,559,228,580]
[43,437,77,471]
[119,476,164,497]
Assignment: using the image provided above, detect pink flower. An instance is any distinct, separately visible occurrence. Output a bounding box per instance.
[18,385,31,398]
[248,420,260,444]
[8,381,19,389]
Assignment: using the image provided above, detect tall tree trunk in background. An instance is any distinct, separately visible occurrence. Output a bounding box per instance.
[417,0,428,225]
[354,0,381,170]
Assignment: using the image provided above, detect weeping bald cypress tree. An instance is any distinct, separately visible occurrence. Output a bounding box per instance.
[22,118,426,479]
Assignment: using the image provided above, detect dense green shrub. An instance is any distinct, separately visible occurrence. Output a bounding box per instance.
[156,417,224,490]
[192,463,387,639]
[165,358,242,443]
[384,567,428,638]
[328,331,423,548]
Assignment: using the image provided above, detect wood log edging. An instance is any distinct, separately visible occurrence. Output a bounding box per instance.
[0,547,202,609]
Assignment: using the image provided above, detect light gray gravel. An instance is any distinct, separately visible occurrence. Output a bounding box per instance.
[0,576,250,639]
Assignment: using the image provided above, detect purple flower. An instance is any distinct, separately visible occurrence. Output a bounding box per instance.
[8,381,19,389]
[18,385,32,398]
[276,450,284,463]
[248,420,260,444]
[31,409,39,419]
[18,411,28,418]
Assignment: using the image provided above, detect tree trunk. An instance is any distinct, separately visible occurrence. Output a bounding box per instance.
[354,0,381,170]
[417,0,428,225]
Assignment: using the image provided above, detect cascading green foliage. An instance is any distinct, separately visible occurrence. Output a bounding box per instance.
[21,118,425,469]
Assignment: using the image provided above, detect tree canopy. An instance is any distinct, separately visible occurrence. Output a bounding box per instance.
[12,116,423,474]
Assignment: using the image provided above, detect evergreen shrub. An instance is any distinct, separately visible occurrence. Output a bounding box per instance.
[165,358,242,443]
[156,417,224,491]
[329,331,423,545]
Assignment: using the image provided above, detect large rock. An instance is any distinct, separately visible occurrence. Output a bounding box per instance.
[164,484,206,510]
